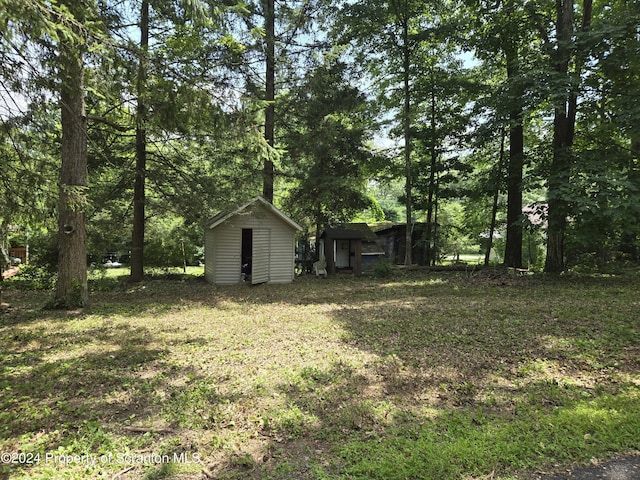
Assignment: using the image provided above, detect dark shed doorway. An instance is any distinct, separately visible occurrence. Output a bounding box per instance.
[241,228,252,280]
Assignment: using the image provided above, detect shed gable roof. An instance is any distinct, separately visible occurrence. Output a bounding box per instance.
[205,196,302,231]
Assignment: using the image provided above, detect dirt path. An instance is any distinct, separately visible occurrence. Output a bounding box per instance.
[528,454,640,479]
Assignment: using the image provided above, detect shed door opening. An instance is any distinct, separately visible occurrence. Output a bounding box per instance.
[241,229,252,281]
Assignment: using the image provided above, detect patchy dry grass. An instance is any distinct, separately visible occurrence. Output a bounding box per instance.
[1,271,639,479]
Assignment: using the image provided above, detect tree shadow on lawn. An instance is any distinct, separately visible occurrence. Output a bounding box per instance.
[261,361,639,478]
[251,280,640,479]
[334,291,639,410]
[3,270,609,318]
[2,274,638,478]
[265,364,640,480]
[86,271,640,320]
[0,307,233,479]
[88,273,451,313]
[4,269,638,315]
[102,274,637,479]
[3,280,225,322]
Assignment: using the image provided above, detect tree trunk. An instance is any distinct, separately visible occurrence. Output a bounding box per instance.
[433,172,440,262]
[314,204,323,261]
[0,230,4,307]
[130,0,149,283]
[544,0,592,273]
[486,126,506,266]
[504,113,524,268]
[402,17,412,266]
[544,0,573,273]
[621,136,640,259]
[424,79,437,266]
[424,150,436,266]
[55,5,89,307]
[501,26,524,269]
[262,0,275,203]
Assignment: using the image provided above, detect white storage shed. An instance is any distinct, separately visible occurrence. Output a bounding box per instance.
[204,196,302,285]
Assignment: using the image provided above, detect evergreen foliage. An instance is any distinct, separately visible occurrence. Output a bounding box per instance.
[0,0,639,278]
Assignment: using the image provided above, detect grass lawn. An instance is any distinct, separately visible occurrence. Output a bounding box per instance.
[1,270,639,479]
[440,253,486,265]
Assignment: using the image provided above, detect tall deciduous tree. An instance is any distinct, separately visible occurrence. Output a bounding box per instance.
[557,0,640,264]
[501,2,524,269]
[338,0,428,265]
[544,0,592,273]
[412,30,475,266]
[465,0,544,269]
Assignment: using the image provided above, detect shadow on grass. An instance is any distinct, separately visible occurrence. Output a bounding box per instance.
[252,275,640,479]
[0,321,154,454]
[264,364,640,479]
[1,273,639,479]
[0,308,243,479]
[78,270,640,323]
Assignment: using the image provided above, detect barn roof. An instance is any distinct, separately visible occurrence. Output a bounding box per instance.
[205,196,302,231]
[373,222,430,235]
[320,228,365,240]
[320,223,382,241]
[341,223,379,242]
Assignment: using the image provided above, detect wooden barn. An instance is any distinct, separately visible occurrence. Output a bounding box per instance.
[319,223,385,275]
[374,222,429,265]
[204,196,302,285]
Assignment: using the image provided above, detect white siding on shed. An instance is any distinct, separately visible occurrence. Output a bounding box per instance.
[251,229,270,284]
[212,222,242,284]
[267,221,296,283]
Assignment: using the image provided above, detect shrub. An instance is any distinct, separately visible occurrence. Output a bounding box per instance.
[6,264,56,290]
[372,260,394,278]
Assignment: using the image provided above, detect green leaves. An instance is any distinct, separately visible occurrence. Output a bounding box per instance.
[279,57,378,230]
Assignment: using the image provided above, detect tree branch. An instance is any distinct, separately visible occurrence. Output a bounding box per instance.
[87,114,131,132]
